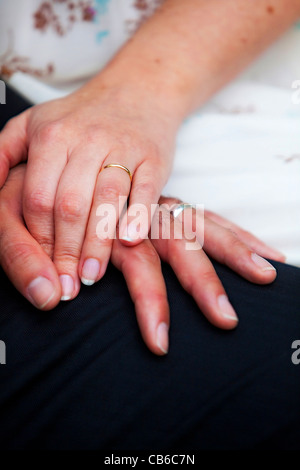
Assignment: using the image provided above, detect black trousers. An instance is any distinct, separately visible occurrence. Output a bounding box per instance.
[0,85,300,450]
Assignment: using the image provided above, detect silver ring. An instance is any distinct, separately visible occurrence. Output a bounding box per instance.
[171,203,197,219]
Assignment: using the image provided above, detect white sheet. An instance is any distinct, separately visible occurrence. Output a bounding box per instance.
[165,82,300,266]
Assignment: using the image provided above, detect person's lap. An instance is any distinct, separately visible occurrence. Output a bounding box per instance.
[0,86,300,450]
[0,260,300,450]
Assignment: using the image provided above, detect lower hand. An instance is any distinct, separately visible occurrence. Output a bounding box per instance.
[0,166,285,355]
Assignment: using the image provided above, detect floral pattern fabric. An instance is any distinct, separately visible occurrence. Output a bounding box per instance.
[0,0,163,82]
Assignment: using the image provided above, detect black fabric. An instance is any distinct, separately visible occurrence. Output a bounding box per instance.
[0,83,32,128]
[0,86,300,451]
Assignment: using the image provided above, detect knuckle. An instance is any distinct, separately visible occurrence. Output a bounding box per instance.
[223,228,241,249]
[222,229,245,264]
[37,121,64,145]
[132,244,161,267]
[34,234,54,256]
[1,240,38,268]
[95,233,114,246]
[55,246,81,264]
[84,127,105,146]
[56,192,87,222]
[24,189,53,215]
[119,242,160,272]
[139,139,161,159]
[200,270,220,285]
[174,268,197,294]
[97,183,123,201]
[239,228,253,240]
[88,227,114,246]
[85,232,101,245]
[134,290,167,307]
[226,227,239,239]
[226,229,243,248]
[39,241,54,258]
[133,181,157,200]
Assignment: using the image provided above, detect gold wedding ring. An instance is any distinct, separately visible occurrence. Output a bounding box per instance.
[101,163,133,182]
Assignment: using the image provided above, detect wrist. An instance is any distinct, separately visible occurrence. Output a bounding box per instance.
[81,55,193,131]
[72,68,179,155]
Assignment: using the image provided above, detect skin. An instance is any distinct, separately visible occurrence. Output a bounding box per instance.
[0,0,299,301]
[0,166,285,355]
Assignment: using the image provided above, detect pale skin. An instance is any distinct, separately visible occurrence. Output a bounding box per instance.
[0,0,298,354]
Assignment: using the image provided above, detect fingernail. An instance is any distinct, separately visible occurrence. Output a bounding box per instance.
[27,276,56,309]
[120,234,134,243]
[120,223,138,242]
[119,222,134,242]
[218,295,238,322]
[59,274,74,301]
[81,258,100,286]
[156,322,169,354]
[121,222,146,242]
[251,253,276,271]
[128,222,140,240]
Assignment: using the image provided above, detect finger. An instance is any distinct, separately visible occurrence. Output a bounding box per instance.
[0,111,29,187]
[203,217,278,284]
[205,210,286,262]
[159,197,278,285]
[119,161,166,245]
[79,160,131,287]
[150,210,238,330]
[23,137,68,258]
[54,151,101,300]
[0,165,61,310]
[111,238,169,355]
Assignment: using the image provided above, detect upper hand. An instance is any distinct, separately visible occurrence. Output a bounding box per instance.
[0,80,177,300]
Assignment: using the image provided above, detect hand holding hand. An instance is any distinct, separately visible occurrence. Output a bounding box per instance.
[0,166,285,355]
[0,78,178,300]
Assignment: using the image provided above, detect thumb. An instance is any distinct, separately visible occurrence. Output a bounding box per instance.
[0,110,29,188]
[0,165,61,310]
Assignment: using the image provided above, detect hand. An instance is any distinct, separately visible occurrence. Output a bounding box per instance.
[0,78,178,301]
[0,166,285,356]
[149,196,285,329]
[0,164,168,355]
